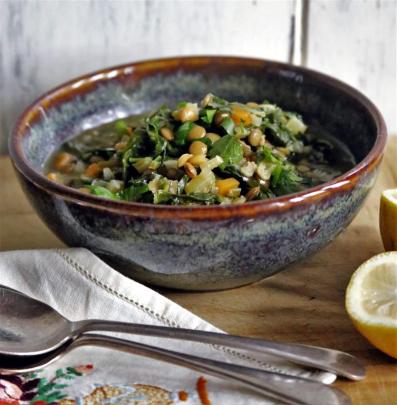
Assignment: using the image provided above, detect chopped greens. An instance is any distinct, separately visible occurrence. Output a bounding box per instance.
[220,117,235,135]
[209,135,243,169]
[90,186,120,200]
[46,94,354,205]
[122,180,150,202]
[175,122,195,146]
[200,108,217,125]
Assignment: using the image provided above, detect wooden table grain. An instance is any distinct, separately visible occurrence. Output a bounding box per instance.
[1,139,396,404]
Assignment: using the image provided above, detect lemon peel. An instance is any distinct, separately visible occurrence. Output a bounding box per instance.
[380,188,397,251]
[346,252,397,359]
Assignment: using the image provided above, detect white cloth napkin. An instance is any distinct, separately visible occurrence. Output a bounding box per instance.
[0,248,335,404]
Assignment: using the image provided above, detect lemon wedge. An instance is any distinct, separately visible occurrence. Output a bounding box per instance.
[380,188,397,251]
[345,252,397,358]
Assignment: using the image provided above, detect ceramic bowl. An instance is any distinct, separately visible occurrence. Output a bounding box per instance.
[9,56,387,290]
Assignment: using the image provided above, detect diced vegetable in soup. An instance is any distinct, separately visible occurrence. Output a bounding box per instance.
[45,94,355,205]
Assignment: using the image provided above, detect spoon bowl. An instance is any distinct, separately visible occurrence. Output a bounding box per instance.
[0,286,72,355]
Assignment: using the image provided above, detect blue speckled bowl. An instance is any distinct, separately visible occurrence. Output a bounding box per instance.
[9,56,387,290]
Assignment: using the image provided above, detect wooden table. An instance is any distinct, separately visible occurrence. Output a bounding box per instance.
[1,139,396,404]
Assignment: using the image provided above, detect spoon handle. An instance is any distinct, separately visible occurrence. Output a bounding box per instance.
[76,320,365,380]
[76,333,350,405]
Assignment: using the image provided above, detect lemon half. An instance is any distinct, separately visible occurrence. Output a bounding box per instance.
[345,252,397,358]
[380,188,397,251]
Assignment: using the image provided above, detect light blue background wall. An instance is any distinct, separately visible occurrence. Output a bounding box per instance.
[1,0,395,154]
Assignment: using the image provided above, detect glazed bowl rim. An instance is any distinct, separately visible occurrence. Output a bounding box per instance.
[9,55,387,220]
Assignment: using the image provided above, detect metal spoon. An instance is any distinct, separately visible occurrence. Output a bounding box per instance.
[0,285,365,380]
[0,332,351,405]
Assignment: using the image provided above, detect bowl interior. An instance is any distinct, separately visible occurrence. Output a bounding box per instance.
[17,58,378,175]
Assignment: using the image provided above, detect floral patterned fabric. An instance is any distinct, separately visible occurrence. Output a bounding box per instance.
[0,365,209,405]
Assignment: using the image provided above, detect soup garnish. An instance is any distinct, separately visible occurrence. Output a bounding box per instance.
[46,94,354,205]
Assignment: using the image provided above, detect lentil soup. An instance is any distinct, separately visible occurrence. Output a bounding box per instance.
[45,94,355,205]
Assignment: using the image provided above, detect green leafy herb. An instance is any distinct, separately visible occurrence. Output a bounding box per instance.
[152,189,173,204]
[257,146,302,195]
[175,121,195,145]
[257,145,283,164]
[122,180,150,202]
[90,186,120,200]
[220,117,235,135]
[153,192,218,205]
[177,193,218,204]
[209,135,243,168]
[145,106,170,156]
[200,108,217,125]
[262,117,304,153]
[122,129,146,179]
[207,94,229,109]
[271,165,302,196]
[177,175,190,194]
